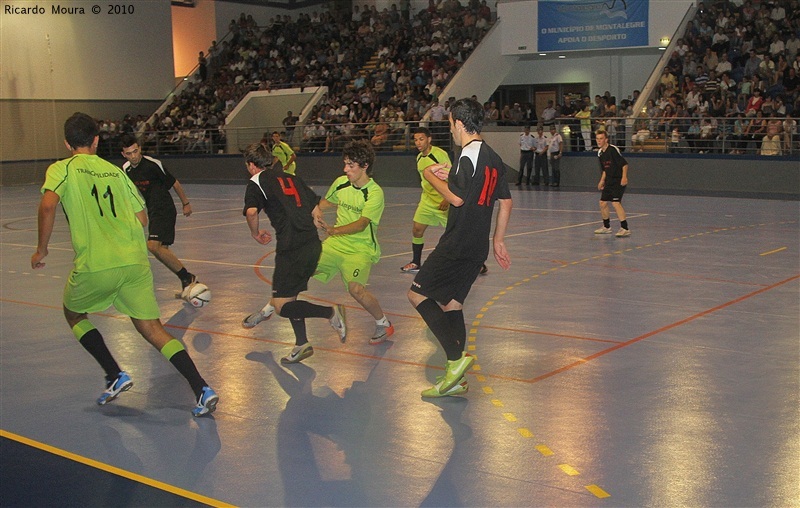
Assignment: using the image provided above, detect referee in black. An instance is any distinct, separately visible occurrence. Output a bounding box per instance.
[120,134,199,296]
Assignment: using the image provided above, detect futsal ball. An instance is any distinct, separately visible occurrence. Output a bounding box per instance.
[186,283,211,308]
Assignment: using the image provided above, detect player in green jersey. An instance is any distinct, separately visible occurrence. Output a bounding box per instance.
[314,140,394,345]
[31,113,218,417]
[271,131,297,175]
[401,127,451,273]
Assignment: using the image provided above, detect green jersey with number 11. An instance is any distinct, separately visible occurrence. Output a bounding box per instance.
[42,154,149,272]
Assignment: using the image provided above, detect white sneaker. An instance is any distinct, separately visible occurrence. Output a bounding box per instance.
[242,307,274,329]
[329,304,347,342]
[615,228,631,237]
[594,227,613,234]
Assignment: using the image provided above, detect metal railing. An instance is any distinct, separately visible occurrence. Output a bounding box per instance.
[98,117,798,158]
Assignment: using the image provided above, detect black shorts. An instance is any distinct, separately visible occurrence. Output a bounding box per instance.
[272,240,322,298]
[600,183,626,202]
[147,211,177,245]
[410,248,484,305]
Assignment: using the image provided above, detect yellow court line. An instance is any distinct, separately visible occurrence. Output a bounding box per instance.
[0,429,236,508]
[760,246,787,256]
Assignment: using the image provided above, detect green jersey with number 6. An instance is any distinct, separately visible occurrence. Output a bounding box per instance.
[323,175,384,263]
[42,154,149,272]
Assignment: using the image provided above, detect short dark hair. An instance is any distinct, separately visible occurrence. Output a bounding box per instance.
[242,142,272,170]
[414,126,431,137]
[120,133,139,150]
[64,112,99,149]
[449,97,484,134]
[342,139,375,176]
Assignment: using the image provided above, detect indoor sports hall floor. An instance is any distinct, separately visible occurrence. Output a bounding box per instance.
[1,183,798,507]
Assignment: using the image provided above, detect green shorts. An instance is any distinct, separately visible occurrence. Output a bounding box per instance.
[63,264,161,320]
[413,198,448,228]
[313,244,373,287]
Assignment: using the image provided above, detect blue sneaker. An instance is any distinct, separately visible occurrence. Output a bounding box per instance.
[192,386,219,417]
[97,371,133,405]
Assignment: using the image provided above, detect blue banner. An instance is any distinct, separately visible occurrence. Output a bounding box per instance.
[538,0,649,52]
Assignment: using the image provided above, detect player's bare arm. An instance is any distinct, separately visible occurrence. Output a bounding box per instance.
[424,166,463,207]
[245,207,271,245]
[172,180,192,217]
[493,198,513,270]
[31,190,59,269]
[326,216,371,236]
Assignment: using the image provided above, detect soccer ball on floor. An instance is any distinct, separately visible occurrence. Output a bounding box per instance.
[184,283,211,308]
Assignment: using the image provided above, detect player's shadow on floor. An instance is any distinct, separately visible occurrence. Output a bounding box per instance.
[163,305,212,352]
[247,350,380,506]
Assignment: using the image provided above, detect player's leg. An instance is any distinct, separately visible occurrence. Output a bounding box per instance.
[131,318,218,416]
[116,264,217,416]
[408,254,479,394]
[612,200,629,236]
[63,269,132,405]
[595,195,612,234]
[147,213,196,290]
[339,254,393,343]
[403,221,428,272]
[65,307,131,404]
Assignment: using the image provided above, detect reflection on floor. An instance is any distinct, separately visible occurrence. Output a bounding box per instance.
[1,184,798,507]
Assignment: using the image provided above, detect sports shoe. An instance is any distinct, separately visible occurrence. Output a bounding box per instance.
[192,386,219,417]
[440,353,475,393]
[479,264,488,275]
[329,304,347,342]
[615,228,631,237]
[242,306,274,328]
[181,274,197,290]
[369,321,395,345]
[97,371,133,405]
[401,262,420,273]
[421,375,469,398]
[594,227,613,234]
[281,343,314,364]
[176,278,199,300]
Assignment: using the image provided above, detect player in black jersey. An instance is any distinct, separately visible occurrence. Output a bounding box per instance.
[408,98,513,397]
[120,134,199,297]
[593,129,631,237]
[240,143,346,364]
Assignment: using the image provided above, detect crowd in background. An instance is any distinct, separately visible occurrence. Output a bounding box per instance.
[96,0,494,156]
[99,0,798,157]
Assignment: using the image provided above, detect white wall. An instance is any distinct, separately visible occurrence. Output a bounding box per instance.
[0,0,174,100]
[501,50,663,101]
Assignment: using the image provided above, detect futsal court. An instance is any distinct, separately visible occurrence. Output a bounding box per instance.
[1,183,798,507]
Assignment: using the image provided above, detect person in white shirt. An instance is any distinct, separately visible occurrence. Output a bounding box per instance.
[547,125,563,187]
[532,126,550,186]
[517,125,535,186]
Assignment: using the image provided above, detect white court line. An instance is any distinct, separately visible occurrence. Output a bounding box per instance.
[176,220,246,232]
[185,208,242,215]
[380,213,650,259]
[1,241,270,270]
[505,213,649,239]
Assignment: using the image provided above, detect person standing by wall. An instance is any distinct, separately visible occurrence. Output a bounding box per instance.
[516,125,534,186]
[547,125,563,187]
[532,125,549,186]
